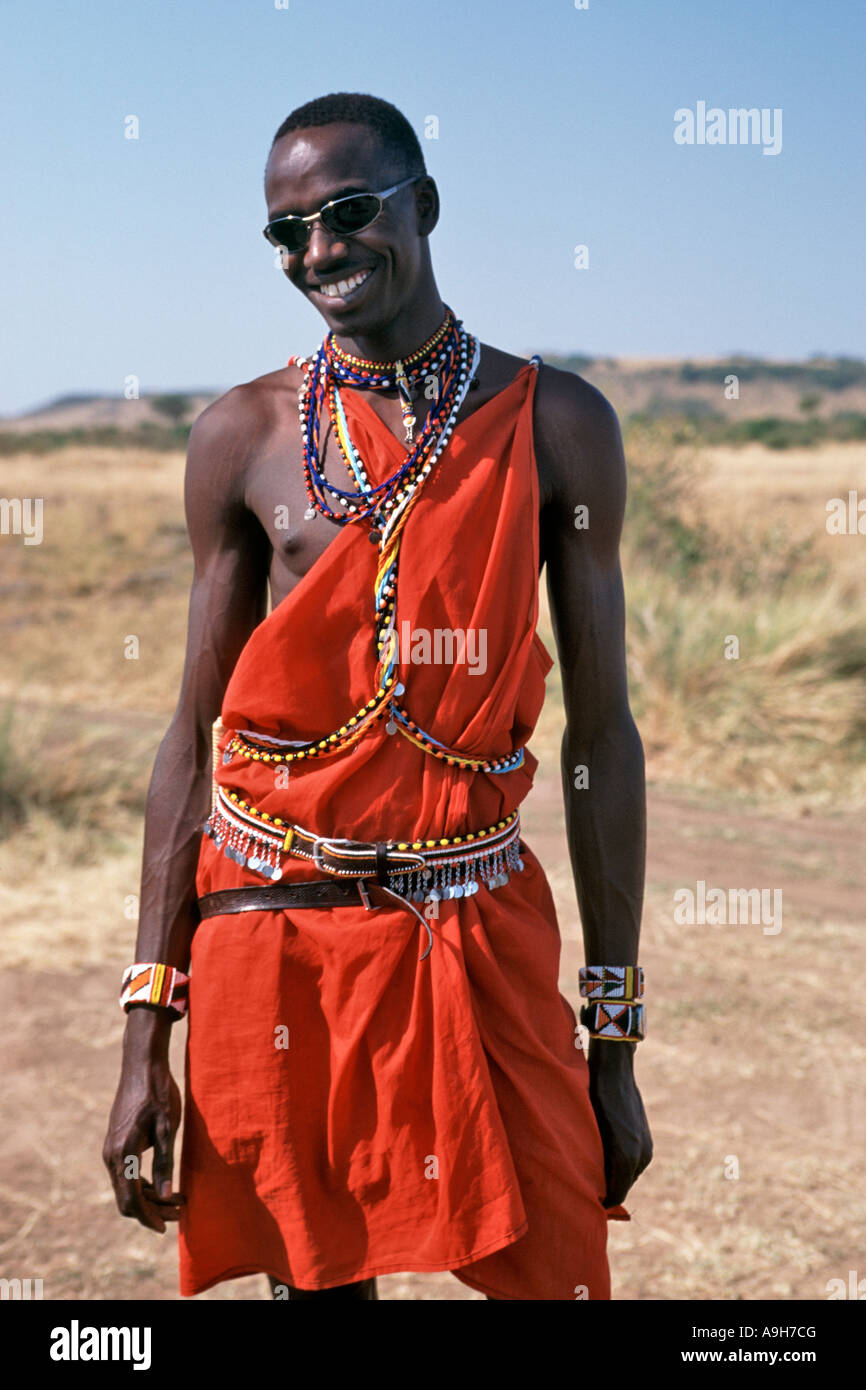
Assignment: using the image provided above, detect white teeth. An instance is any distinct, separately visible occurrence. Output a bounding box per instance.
[319,269,372,298]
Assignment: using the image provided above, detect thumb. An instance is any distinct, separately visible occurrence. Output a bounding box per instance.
[152,1110,176,1199]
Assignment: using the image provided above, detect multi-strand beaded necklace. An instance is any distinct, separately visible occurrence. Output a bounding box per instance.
[225,305,525,777]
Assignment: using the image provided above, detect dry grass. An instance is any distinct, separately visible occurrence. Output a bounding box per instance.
[3,433,864,836]
[0,447,190,713]
[3,781,862,1300]
[537,431,866,811]
[1,428,861,964]
[1,435,863,1301]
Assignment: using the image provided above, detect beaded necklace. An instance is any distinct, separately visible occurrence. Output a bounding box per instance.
[327,306,455,444]
[326,307,454,386]
[298,307,463,525]
[226,309,525,777]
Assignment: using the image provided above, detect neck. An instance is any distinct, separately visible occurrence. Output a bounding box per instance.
[333,287,448,365]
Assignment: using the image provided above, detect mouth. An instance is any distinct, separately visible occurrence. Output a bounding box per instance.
[310,267,374,306]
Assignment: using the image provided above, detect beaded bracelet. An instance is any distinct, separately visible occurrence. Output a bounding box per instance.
[119,963,190,1018]
[580,1000,646,1041]
[579,965,644,1001]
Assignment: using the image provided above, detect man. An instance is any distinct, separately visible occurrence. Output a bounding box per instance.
[104,92,651,1302]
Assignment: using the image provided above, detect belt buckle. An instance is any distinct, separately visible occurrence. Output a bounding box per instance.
[310,836,381,912]
[358,880,378,912]
[311,834,385,876]
[310,835,345,874]
[312,834,424,871]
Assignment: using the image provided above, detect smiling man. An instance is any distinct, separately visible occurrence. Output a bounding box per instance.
[104,92,651,1302]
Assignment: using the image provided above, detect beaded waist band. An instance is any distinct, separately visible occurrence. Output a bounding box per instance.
[203,785,524,900]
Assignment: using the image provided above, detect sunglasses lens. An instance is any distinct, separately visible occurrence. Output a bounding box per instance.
[323,194,382,236]
[265,192,385,252]
[266,219,306,253]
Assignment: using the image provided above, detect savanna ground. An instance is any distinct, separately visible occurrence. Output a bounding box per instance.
[1,423,864,1300]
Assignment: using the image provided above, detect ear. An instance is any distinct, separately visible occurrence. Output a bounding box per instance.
[414,176,440,236]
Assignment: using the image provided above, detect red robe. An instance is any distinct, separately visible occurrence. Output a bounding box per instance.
[178,359,628,1301]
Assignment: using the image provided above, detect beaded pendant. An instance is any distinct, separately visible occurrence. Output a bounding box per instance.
[393,359,416,443]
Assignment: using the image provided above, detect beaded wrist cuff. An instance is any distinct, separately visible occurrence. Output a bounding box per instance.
[580,1000,646,1041]
[120,963,190,1018]
[579,965,645,1001]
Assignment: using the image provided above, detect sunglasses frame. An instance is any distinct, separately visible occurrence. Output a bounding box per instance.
[263,174,421,254]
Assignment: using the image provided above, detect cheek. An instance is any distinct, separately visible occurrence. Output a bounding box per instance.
[386,244,418,280]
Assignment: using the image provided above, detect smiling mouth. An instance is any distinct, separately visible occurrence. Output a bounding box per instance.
[313,268,374,302]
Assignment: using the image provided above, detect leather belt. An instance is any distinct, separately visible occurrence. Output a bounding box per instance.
[198,879,386,918]
[197,877,434,959]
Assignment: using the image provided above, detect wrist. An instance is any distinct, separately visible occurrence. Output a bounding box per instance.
[587,1036,636,1068]
[122,1004,175,1060]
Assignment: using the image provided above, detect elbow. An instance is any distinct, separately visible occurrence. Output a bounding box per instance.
[561,700,644,768]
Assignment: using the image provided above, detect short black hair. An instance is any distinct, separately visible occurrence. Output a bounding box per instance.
[270,92,427,181]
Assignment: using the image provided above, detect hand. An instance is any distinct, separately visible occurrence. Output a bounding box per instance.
[103,1011,185,1233]
[587,1041,652,1208]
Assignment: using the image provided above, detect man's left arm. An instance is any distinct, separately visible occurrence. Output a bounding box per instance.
[535,366,652,1208]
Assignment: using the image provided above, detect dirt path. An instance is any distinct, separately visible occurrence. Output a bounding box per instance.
[1,779,863,1301]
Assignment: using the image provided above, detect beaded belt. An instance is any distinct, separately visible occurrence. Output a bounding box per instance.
[203,785,524,900]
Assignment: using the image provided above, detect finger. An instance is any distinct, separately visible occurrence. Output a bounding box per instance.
[116,1175,168,1233]
[140,1194,182,1223]
[152,1111,177,1202]
[602,1150,631,1207]
[140,1179,186,1204]
[635,1147,653,1180]
[140,1178,186,1212]
[104,1148,158,1229]
[605,1141,654,1204]
[105,1126,175,1232]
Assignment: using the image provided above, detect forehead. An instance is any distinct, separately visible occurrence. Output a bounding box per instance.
[265,123,390,215]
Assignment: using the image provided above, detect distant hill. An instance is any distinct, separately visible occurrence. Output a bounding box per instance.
[0,391,218,434]
[543,354,866,423]
[2,358,865,448]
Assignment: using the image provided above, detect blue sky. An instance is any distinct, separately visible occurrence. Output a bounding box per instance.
[2,0,862,414]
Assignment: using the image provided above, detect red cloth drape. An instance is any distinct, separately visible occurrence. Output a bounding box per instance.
[178,362,627,1301]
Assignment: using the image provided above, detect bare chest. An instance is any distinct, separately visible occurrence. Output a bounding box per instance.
[244,372,545,607]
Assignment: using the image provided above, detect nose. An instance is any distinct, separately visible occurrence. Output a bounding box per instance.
[303,219,351,268]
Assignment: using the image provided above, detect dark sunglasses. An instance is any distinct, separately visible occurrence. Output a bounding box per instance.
[263,175,420,255]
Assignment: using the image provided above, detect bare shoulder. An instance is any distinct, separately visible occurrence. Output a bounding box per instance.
[530,364,625,558]
[477,343,623,482]
[533,362,623,477]
[183,363,300,503]
[188,364,299,458]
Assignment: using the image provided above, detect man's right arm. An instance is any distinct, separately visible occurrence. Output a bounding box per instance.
[103,391,270,1231]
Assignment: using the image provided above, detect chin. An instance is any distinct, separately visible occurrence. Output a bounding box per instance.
[326,306,386,336]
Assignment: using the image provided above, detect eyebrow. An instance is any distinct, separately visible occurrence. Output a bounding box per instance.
[270,184,369,219]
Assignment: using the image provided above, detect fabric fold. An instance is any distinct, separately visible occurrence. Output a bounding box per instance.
[179,361,620,1301]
